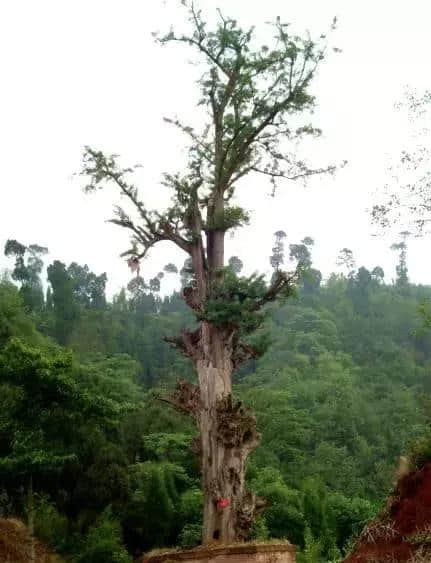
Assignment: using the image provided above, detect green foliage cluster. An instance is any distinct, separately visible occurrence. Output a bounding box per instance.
[76,507,132,563]
[2,235,431,561]
[0,251,198,559]
[203,269,267,332]
[407,430,431,470]
[4,240,48,312]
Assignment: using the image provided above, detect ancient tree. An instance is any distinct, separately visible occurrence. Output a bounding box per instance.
[81,3,335,544]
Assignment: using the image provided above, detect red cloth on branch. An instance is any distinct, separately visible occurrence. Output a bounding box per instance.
[127,257,140,276]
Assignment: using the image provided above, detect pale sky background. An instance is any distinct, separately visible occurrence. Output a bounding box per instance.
[1,0,431,296]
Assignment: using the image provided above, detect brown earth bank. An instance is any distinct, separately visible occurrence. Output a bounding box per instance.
[345,462,431,562]
[141,542,295,563]
[0,517,62,562]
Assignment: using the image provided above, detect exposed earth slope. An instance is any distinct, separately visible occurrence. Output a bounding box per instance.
[0,518,61,562]
[345,461,431,562]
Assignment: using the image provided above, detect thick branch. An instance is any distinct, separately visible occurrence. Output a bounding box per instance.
[157,380,201,419]
[253,269,299,311]
[164,328,202,360]
[232,341,259,370]
[82,148,192,258]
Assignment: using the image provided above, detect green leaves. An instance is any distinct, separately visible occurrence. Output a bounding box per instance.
[203,269,267,333]
[81,2,337,289]
[0,279,42,347]
[0,448,76,476]
[164,263,179,274]
[212,205,250,231]
[76,506,132,563]
[0,338,76,409]
[141,433,194,465]
[4,240,48,312]
[124,461,190,548]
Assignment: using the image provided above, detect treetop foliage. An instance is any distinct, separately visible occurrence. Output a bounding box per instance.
[4,239,49,312]
[79,3,342,380]
[4,240,48,285]
[156,2,336,189]
[80,1,338,271]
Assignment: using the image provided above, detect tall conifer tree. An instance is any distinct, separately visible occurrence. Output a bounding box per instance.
[81,2,336,543]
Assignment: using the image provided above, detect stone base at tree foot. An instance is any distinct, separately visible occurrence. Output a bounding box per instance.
[142,543,295,563]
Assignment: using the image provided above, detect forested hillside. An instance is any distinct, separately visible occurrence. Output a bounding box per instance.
[0,238,430,561]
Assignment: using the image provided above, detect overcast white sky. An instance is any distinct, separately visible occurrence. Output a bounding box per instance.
[1,0,431,296]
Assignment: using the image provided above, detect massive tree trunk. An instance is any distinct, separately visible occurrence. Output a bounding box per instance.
[180,221,264,543]
[195,322,262,544]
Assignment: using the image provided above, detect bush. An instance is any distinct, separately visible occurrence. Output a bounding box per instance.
[123,462,187,549]
[250,467,305,545]
[249,516,270,540]
[296,526,323,563]
[179,488,203,527]
[409,435,431,470]
[75,507,131,563]
[34,495,69,553]
[178,523,201,549]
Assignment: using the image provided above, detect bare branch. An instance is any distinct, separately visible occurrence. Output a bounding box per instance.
[250,164,336,182]
[156,380,201,419]
[164,328,202,359]
[81,147,192,257]
[232,341,259,370]
[253,269,299,311]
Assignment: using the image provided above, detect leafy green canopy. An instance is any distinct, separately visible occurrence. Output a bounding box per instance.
[79,2,339,341]
[4,239,48,311]
[0,338,120,478]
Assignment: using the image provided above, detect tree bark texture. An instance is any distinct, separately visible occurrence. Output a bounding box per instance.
[194,323,262,544]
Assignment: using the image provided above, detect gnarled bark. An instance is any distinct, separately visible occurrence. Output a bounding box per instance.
[194,322,263,544]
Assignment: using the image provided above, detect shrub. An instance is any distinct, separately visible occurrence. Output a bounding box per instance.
[75,507,131,563]
[178,523,201,549]
[34,495,69,553]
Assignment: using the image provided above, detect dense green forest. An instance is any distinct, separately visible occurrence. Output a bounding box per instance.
[1,237,430,561]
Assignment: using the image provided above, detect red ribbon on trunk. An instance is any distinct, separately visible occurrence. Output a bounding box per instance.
[217,498,231,509]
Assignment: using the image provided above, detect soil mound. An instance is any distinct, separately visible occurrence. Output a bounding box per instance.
[345,461,431,562]
[0,518,61,562]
